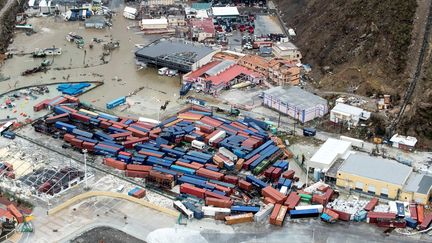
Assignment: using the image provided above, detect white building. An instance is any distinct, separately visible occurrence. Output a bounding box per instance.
[211,7,240,18]
[140,18,168,30]
[263,86,328,123]
[330,103,371,126]
[272,42,302,63]
[390,134,418,151]
[123,7,137,20]
[143,0,174,6]
[309,138,352,171]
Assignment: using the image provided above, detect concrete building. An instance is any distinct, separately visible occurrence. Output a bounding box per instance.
[308,138,352,171]
[189,18,215,42]
[167,15,186,26]
[262,86,328,123]
[185,7,209,19]
[211,7,240,19]
[336,154,412,199]
[140,18,168,30]
[401,173,432,204]
[272,42,302,63]
[330,103,371,126]
[268,59,301,85]
[390,134,418,151]
[237,55,269,78]
[183,60,263,94]
[142,0,174,6]
[135,39,217,72]
[336,153,432,203]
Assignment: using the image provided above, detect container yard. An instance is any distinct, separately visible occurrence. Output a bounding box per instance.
[0,0,432,242]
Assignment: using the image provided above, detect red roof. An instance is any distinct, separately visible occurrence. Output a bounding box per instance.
[0,208,14,220]
[184,61,221,81]
[190,18,215,34]
[206,64,262,86]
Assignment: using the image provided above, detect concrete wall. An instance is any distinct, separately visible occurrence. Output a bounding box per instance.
[192,51,218,71]
[336,172,402,199]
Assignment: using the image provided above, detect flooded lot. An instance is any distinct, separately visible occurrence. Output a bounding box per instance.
[1,13,182,120]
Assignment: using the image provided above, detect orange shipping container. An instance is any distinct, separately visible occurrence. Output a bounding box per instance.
[7,204,23,223]
[269,204,282,225]
[205,197,233,208]
[275,205,288,226]
[235,159,245,170]
[225,213,254,225]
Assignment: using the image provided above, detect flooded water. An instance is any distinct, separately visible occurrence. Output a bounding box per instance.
[1,8,182,119]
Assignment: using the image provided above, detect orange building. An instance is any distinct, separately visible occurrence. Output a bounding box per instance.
[237,55,269,78]
[268,59,300,85]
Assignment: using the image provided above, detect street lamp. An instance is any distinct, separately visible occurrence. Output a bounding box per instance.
[82,149,89,190]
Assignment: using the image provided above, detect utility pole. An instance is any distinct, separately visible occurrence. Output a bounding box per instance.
[277,112,281,129]
[83,149,89,190]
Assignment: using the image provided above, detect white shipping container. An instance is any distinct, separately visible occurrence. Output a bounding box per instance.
[279,186,288,196]
[191,140,206,150]
[254,203,274,222]
[219,147,238,161]
[173,201,194,219]
[209,131,226,145]
[340,135,364,148]
[295,205,324,213]
[202,206,231,216]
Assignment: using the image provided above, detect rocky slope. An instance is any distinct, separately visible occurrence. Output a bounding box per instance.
[278,0,432,145]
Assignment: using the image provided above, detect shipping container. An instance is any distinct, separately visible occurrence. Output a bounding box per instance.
[295,205,323,213]
[183,201,204,219]
[173,200,194,219]
[419,213,432,230]
[202,206,231,216]
[125,170,148,178]
[275,205,288,226]
[205,197,233,208]
[180,183,206,198]
[254,203,274,222]
[245,175,267,189]
[409,203,417,221]
[269,203,282,225]
[7,204,23,223]
[405,217,418,229]
[225,213,254,225]
[262,186,286,204]
[289,209,320,219]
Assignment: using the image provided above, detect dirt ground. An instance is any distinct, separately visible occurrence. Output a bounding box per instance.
[71,226,145,243]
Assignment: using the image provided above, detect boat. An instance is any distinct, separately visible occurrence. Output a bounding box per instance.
[179,82,193,96]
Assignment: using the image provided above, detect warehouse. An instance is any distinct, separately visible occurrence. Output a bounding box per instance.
[262,86,328,123]
[135,39,218,72]
[330,103,371,127]
[308,138,352,171]
[211,7,240,19]
[390,134,418,151]
[401,173,432,204]
[140,18,169,30]
[336,154,413,200]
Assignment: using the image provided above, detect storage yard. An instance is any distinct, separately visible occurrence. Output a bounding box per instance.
[0,0,432,242]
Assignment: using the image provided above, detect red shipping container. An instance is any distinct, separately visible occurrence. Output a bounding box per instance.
[184,135,195,142]
[132,189,146,198]
[264,167,276,178]
[282,170,295,179]
[63,134,75,143]
[201,116,223,127]
[198,125,214,134]
[409,203,417,220]
[238,180,253,191]
[191,162,205,168]
[99,121,112,129]
[231,121,249,130]
[125,170,149,178]
[204,190,231,201]
[271,168,282,181]
[417,204,424,224]
[126,164,152,172]
[104,158,126,170]
[82,142,95,151]
[151,127,161,134]
[330,209,351,221]
[180,183,205,198]
[312,194,326,205]
[70,138,83,149]
[243,154,260,170]
[60,105,77,113]
[205,197,233,208]
[196,168,224,180]
[138,150,163,158]
[262,186,286,203]
[175,161,201,170]
[126,127,148,138]
[149,133,158,140]
[264,197,276,205]
[111,132,133,141]
[119,151,132,157]
[420,213,432,230]
[46,113,69,124]
[7,204,23,223]
[364,197,379,211]
[70,113,90,123]
[284,192,300,210]
[33,99,48,112]
[206,182,231,195]
[224,175,238,184]
[123,137,149,149]
[269,204,282,225]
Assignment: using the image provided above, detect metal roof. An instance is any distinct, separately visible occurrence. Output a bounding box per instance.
[205,60,235,76]
[191,2,212,10]
[263,86,328,110]
[339,154,412,186]
[135,39,215,65]
[404,173,432,194]
[332,103,364,116]
[309,138,352,170]
[211,7,239,16]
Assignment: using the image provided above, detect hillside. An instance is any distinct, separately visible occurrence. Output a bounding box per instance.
[278,0,432,145]
[278,0,417,95]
